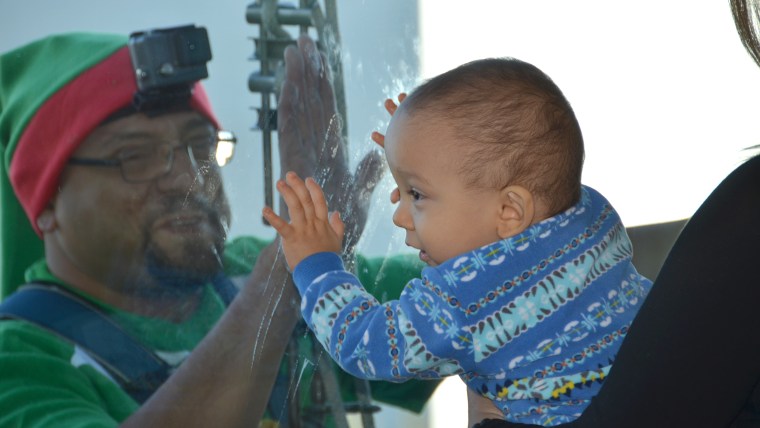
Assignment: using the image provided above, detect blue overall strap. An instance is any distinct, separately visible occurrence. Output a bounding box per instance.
[211,272,239,306]
[0,283,171,404]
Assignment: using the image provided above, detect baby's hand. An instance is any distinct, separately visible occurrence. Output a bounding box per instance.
[262,171,345,270]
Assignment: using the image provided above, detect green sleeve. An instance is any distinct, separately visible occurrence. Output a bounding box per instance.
[223,238,440,413]
[0,238,438,428]
[355,251,424,300]
[0,320,137,428]
[222,235,271,277]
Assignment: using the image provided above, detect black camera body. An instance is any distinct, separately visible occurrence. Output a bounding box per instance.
[127,25,212,111]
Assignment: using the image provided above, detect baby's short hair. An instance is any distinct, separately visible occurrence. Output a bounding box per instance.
[402,57,585,215]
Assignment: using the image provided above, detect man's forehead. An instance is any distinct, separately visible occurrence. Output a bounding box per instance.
[75,111,214,154]
[102,111,213,137]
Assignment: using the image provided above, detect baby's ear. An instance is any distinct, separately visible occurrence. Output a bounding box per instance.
[496,185,536,239]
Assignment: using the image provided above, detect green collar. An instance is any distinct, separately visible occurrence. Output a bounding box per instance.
[24,259,226,352]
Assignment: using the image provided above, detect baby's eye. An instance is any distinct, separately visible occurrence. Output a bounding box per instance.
[409,189,423,201]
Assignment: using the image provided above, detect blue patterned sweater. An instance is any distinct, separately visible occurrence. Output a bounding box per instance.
[293,186,652,426]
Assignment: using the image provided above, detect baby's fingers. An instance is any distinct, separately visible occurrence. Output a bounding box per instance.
[305,177,329,220]
[384,98,398,116]
[262,206,293,238]
[390,187,401,204]
[329,211,345,241]
[277,176,306,224]
[371,131,385,148]
[383,92,407,115]
[374,92,408,148]
[284,172,316,220]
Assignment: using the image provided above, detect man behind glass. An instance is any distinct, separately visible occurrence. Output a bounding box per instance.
[0,31,436,427]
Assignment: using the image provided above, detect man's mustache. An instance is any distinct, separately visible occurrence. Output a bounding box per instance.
[147,193,228,234]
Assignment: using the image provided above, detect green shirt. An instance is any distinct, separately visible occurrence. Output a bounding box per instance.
[0,236,438,427]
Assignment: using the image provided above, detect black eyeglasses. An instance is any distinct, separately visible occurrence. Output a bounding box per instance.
[68,130,236,183]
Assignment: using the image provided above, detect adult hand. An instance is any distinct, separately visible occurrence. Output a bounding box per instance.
[370,92,406,148]
[467,385,506,427]
[122,236,299,428]
[277,34,384,261]
[370,93,406,208]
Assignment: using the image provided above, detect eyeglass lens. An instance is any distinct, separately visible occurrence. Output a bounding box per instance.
[119,137,218,182]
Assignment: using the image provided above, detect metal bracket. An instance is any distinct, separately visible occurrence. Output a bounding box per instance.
[247,2,377,428]
[246,0,347,222]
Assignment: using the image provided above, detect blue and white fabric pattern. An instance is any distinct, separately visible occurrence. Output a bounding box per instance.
[292,185,652,426]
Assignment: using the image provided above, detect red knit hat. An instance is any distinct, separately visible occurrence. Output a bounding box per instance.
[10,42,220,236]
[0,32,220,297]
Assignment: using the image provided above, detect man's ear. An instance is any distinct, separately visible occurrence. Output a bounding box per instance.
[497,185,536,239]
[36,206,58,234]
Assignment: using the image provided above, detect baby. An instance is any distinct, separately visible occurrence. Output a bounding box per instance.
[263,57,652,426]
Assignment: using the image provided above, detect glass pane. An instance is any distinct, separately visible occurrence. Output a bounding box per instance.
[2,2,759,427]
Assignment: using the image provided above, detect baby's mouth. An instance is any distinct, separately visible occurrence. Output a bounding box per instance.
[418,250,434,266]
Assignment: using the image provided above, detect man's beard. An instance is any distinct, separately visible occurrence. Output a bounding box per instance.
[141,192,230,297]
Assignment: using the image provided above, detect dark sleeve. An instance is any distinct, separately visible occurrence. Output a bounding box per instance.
[556,155,760,428]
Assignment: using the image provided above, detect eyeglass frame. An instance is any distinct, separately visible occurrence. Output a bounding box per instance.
[67,129,236,183]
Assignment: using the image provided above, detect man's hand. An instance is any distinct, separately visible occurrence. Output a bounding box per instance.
[370,93,407,148]
[263,172,344,270]
[277,35,384,260]
[370,93,406,208]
